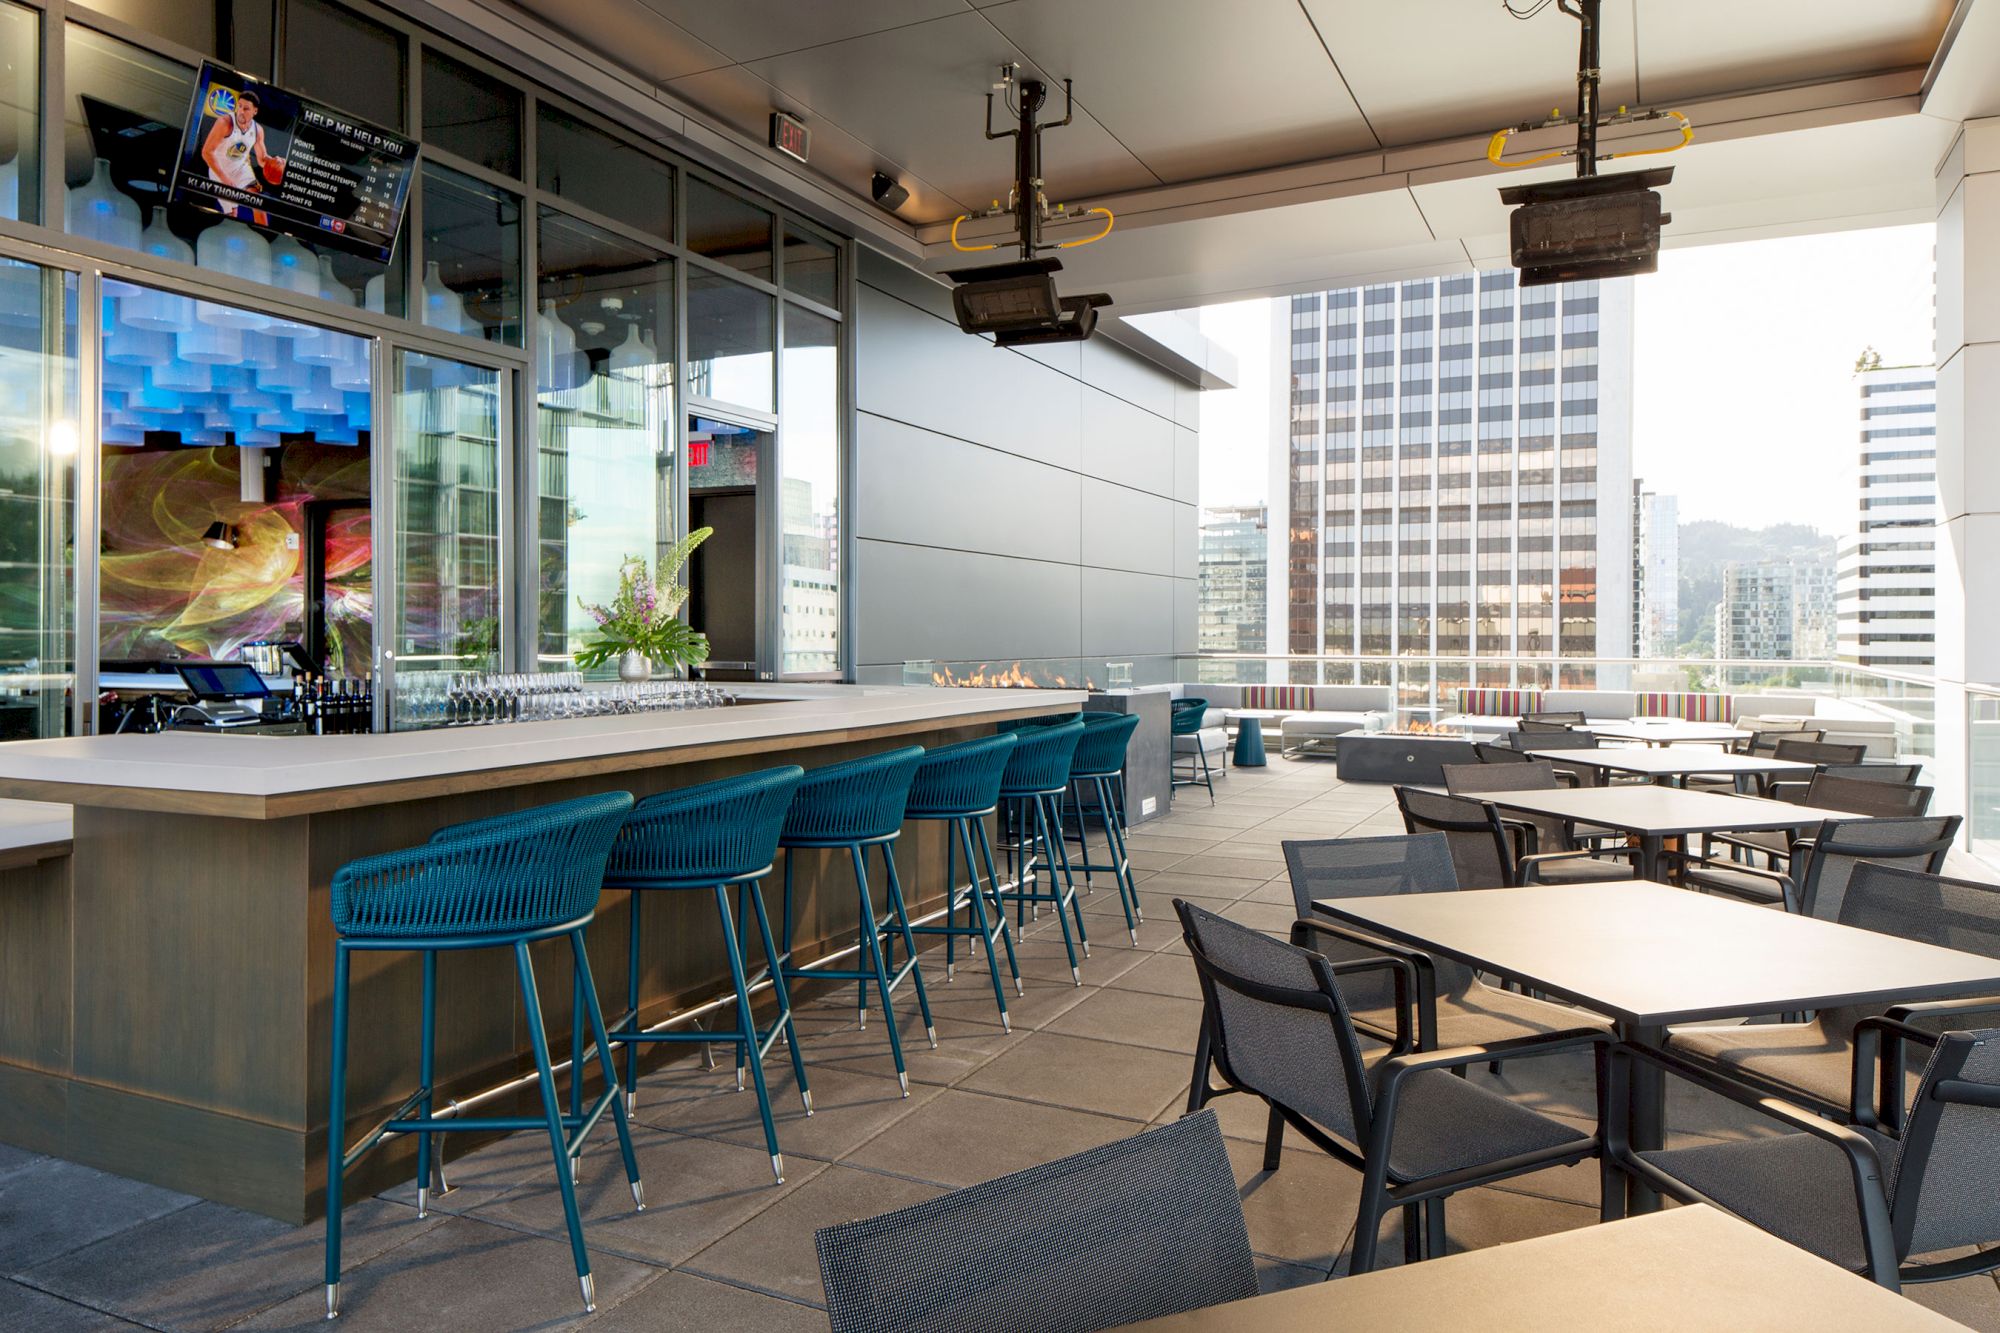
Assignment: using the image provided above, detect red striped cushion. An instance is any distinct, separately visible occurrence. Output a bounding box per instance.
[1243,685,1314,711]
[1455,688,1545,717]
[1634,692,1733,723]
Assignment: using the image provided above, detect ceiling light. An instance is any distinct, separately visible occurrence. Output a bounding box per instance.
[201,521,239,551]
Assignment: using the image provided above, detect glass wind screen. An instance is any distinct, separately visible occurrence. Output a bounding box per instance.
[780,305,838,675]
[97,277,371,666]
[392,352,502,716]
[686,271,772,412]
[0,259,78,741]
[534,207,677,674]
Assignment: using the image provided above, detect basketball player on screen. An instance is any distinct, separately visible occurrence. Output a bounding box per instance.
[201,88,284,223]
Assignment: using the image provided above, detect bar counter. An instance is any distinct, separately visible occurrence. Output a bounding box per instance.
[0,684,1084,1221]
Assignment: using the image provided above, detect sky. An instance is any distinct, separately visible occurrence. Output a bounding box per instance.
[1190,223,1938,532]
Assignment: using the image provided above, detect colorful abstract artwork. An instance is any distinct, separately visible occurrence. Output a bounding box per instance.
[99,441,371,663]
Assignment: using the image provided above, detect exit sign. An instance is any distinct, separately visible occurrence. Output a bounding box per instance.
[770,111,810,164]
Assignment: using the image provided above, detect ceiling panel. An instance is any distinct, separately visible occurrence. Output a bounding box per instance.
[636,0,972,64]
[1307,1,1640,148]
[666,64,974,217]
[1633,0,1954,104]
[503,0,731,84]
[744,10,1159,213]
[977,0,1377,182]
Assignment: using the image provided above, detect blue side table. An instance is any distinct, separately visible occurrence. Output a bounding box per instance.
[1232,716,1268,767]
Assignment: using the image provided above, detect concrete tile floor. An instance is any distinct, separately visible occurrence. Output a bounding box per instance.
[4,757,1999,1329]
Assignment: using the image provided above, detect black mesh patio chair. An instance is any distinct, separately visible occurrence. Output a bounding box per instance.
[1768,762,1923,804]
[1709,773,1937,868]
[1733,724,1823,755]
[1394,786,1517,889]
[1282,834,1608,1052]
[1771,738,1869,767]
[1177,900,1606,1272]
[1473,741,1534,765]
[815,1109,1257,1333]
[1611,1026,2000,1290]
[1522,710,1587,726]
[1515,718,1577,735]
[1500,728,1614,787]
[1668,864,2000,1133]
[1679,813,1961,914]
[1439,763,1636,884]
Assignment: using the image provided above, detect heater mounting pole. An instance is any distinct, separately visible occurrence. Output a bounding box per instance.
[1560,0,1601,178]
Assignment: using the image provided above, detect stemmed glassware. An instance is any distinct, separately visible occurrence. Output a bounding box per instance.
[410,670,732,728]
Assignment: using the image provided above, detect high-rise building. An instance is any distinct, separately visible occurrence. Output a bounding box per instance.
[1197,504,1269,654]
[1276,272,1635,677]
[1837,365,1937,671]
[1632,482,1680,659]
[1716,559,1836,660]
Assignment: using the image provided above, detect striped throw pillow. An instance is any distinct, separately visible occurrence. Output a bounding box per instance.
[1243,685,1314,711]
[1455,688,1545,717]
[1634,692,1733,723]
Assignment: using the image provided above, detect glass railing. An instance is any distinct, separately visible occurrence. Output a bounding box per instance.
[1969,687,2000,868]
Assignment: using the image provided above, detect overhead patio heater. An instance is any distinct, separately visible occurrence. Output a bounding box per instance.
[944,65,1113,347]
[1490,0,1693,285]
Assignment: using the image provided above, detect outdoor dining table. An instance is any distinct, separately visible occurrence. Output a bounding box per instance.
[1519,744,1818,791]
[1109,1205,1968,1331]
[1458,783,1852,881]
[1583,718,1747,746]
[1312,880,2000,1214]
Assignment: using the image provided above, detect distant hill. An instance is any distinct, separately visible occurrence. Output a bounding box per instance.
[1675,520,1837,653]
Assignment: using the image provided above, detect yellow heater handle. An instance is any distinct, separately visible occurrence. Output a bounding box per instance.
[1054,206,1115,249]
[1608,111,1693,160]
[949,214,997,253]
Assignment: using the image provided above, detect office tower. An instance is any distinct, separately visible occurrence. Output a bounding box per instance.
[1837,365,1937,671]
[1276,271,1635,678]
[1717,559,1835,660]
[1197,504,1269,654]
[1632,482,1680,659]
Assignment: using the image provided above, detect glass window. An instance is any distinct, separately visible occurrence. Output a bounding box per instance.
[98,278,373,672]
[780,306,838,675]
[686,272,771,412]
[392,351,503,712]
[0,2,37,222]
[419,161,521,345]
[422,47,519,178]
[686,176,772,280]
[535,106,671,242]
[533,207,677,673]
[0,259,79,741]
[84,1,275,75]
[783,226,837,307]
[281,0,403,130]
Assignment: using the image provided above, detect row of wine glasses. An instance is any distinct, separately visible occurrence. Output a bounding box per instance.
[393,671,735,729]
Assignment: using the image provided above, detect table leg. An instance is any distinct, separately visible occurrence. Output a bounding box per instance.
[1638,835,1663,883]
[1624,1023,1666,1214]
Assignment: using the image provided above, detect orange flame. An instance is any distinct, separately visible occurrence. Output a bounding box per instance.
[931,662,1101,691]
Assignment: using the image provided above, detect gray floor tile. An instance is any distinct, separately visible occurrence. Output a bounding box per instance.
[682,1164,944,1306]
[915,966,1098,1031]
[1254,1255,1332,1290]
[633,1062,935,1165]
[841,1089,1138,1188]
[0,1144,42,1181]
[1169,855,1287,882]
[1121,833,1225,856]
[1337,1184,1597,1274]
[19,1197,434,1332]
[1906,1271,2000,1332]
[0,1279,143,1330]
[791,1001,1026,1082]
[0,1157,199,1276]
[584,1270,829,1332]
[1103,950,1204,1001]
[235,1215,656,1331]
[1225,1136,1358,1272]
[377,1118,581,1217]
[475,1124,814,1267]
[1216,899,1298,934]
[960,1033,1193,1120]
[1043,986,1206,1055]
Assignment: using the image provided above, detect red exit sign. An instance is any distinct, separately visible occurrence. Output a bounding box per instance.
[770,111,810,164]
[688,438,711,467]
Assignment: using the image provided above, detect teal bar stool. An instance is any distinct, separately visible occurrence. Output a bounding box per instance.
[996,718,1090,983]
[1170,698,1216,804]
[778,746,936,1094]
[904,732,1024,1029]
[603,765,808,1184]
[324,791,642,1320]
[1064,711,1144,945]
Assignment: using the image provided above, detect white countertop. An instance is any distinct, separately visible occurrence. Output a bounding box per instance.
[0,798,73,850]
[0,684,1086,801]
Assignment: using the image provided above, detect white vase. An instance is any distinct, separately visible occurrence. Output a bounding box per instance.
[120,214,197,333]
[363,272,387,314]
[296,257,358,367]
[194,222,273,329]
[618,651,652,683]
[608,323,650,374]
[67,158,143,250]
[421,260,469,336]
[534,299,579,393]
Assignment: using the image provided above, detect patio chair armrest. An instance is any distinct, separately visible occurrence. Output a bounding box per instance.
[1708,830,1795,858]
[1764,780,1810,804]
[1670,852,1798,909]
[1882,995,2000,1025]
[1517,845,1640,883]
[1850,1009,1976,1130]
[1292,916,1429,1050]
[1372,1032,1613,1153]
[1615,1041,1883,1147]
[1496,816,1540,858]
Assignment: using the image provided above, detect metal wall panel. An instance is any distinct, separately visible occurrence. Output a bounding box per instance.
[1080,384,1175,497]
[854,541,1082,665]
[1078,478,1175,576]
[1079,567,1176,659]
[855,413,1083,565]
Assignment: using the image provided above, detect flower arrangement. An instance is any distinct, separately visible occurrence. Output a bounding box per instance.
[573,527,712,672]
